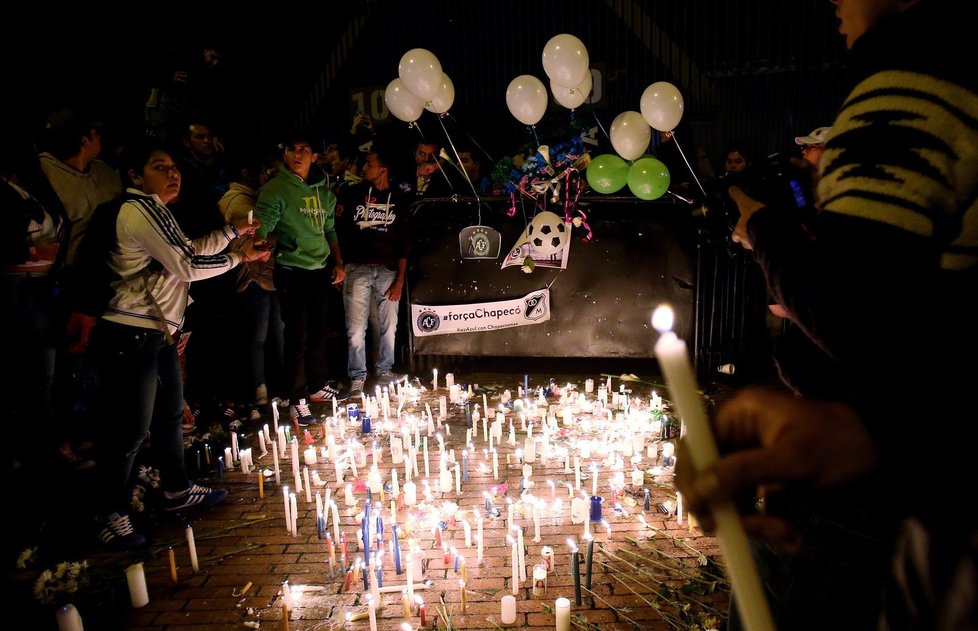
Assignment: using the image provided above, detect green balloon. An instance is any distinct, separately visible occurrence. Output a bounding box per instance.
[627,157,671,200]
[586,154,629,194]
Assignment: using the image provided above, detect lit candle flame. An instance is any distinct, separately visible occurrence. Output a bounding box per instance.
[652,305,674,333]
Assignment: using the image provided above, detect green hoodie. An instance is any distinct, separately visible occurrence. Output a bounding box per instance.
[255,166,338,270]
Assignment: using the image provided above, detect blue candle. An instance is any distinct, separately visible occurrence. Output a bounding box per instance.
[465,403,472,429]
[454,552,460,572]
[523,374,529,396]
[317,514,325,539]
[462,451,469,482]
[376,561,383,587]
[361,516,370,590]
[367,487,372,506]
[393,525,402,574]
[362,413,372,434]
[572,548,582,605]
[590,496,602,522]
[376,515,384,542]
[585,537,595,589]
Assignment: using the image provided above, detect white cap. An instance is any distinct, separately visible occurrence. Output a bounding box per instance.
[795,126,832,146]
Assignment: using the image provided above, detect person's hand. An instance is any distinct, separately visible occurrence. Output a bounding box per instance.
[385,278,403,302]
[66,311,96,353]
[728,186,765,250]
[418,163,438,177]
[332,265,346,285]
[232,217,259,236]
[239,239,270,263]
[675,388,878,544]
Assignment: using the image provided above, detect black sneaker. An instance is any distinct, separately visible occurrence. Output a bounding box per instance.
[309,382,346,403]
[163,482,228,511]
[377,370,408,385]
[290,399,316,427]
[95,511,146,550]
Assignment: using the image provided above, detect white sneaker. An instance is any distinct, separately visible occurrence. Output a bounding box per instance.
[255,384,268,406]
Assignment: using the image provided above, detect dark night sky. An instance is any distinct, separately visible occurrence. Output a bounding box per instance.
[9,1,847,164]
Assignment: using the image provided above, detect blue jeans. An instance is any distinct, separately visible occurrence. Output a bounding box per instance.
[237,284,284,392]
[343,263,398,381]
[90,320,189,509]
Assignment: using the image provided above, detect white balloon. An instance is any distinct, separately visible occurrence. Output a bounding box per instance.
[423,74,455,114]
[505,75,548,126]
[551,71,592,110]
[609,111,651,161]
[640,81,685,132]
[385,78,424,123]
[398,48,443,101]
[541,34,590,88]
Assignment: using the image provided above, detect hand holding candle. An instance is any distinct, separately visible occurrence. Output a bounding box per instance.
[652,305,774,631]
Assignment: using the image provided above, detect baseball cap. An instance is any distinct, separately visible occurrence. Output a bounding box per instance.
[44,108,104,135]
[794,126,831,146]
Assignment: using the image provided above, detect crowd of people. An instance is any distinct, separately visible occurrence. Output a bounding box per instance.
[7,1,978,627]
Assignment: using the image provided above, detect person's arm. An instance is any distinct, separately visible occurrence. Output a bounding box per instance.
[120,199,241,282]
[254,182,283,240]
[385,258,407,302]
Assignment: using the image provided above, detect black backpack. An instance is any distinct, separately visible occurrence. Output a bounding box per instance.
[69,195,126,318]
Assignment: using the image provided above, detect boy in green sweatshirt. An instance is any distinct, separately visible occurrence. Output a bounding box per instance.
[255,130,346,424]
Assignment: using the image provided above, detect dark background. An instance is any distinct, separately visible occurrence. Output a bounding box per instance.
[10,0,849,165]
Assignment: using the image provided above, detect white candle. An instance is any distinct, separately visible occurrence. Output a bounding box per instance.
[55,604,84,631]
[455,463,461,493]
[290,493,298,535]
[652,305,774,631]
[423,438,430,478]
[283,487,292,534]
[304,466,312,503]
[677,491,684,525]
[186,525,199,573]
[126,562,149,608]
[445,372,454,388]
[230,431,239,463]
[510,537,519,595]
[462,519,472,546]
[224,447,233,471]
[591,465,599,496]
[433,368,438,390]
[555,597,571,631]
[574,456,581,490]
[493,450,499,480]
[304,447,316,465]
[440,468,453,493]
[403,480,417,506]
[517,527,526,581]
[331,501,340,542]
[345,483,355,506]
[501,594,517,624]
[367,595,378,631]
[272,439,280,485]
[632,469,644,487]
[258,428,267,454]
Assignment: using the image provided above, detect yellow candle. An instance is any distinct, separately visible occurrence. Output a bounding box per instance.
[258,471,264,499]
[460,579,467,613]
[168,546,178,583]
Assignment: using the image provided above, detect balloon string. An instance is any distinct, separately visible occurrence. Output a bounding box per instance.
[410,120,426,142]
[437,113,481,225]
[446,113,494,165]
[529,125,541,148]
[669,133,708,198]
[591,112,611,142]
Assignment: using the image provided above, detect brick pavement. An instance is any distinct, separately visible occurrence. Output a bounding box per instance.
[13,373,732,630]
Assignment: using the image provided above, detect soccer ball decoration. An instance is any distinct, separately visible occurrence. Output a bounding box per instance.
[526,211,568,259]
